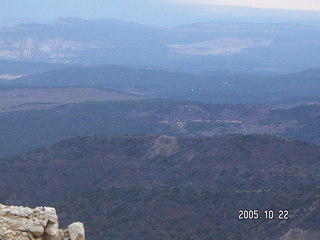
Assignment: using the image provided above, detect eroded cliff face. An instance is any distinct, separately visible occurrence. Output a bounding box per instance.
[0,203,85,240]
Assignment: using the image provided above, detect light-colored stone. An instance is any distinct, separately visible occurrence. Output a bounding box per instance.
[68,222,85,240]
[43,207,58,224]
[8,206,33,217]
[44,222,62,240]
[0,203,85,240]
[45,222,59,236]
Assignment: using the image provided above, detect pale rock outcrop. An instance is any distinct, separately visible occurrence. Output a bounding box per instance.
[0,203,85,240]
[68,223,85,240]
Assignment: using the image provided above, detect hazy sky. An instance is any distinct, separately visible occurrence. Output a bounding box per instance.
[0,0,320,27]
[167,0,320,11]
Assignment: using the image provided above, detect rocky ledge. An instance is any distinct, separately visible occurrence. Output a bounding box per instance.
[0,203,85,240]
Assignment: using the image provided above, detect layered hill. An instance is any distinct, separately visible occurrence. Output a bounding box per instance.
[1,134,320,239]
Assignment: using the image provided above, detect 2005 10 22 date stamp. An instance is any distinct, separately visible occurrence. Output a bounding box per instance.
[238,210,289,220]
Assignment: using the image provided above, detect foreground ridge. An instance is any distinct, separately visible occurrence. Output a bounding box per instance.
[0,203,85,240]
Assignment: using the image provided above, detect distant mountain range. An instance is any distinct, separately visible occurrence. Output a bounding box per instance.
[0,60,69,75]
[0,18,320,73]
[1,134,320,239]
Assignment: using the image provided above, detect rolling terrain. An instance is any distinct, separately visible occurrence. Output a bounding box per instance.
[9,65,320,106]
[0,99,319,158]
[0,17,319,240]
[0,11,319,240]
[0,134,320,239]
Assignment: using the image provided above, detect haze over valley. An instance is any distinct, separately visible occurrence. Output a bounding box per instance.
[1,1,320,239]
[0,18,320,73]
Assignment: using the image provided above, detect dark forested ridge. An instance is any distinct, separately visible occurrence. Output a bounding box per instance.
[9,65,320,106]
[1,134,320,239]
[0,99,319,158]
[58,186,320,240]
